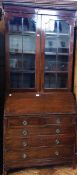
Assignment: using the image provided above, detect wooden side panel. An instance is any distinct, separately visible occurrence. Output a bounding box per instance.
[0,15,5,172]
[74,30,77,102]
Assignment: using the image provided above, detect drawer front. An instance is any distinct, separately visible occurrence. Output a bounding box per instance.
[7,115,75,128]
[5,134,75,150]
[6,125,74,138]
[5,146,74,163]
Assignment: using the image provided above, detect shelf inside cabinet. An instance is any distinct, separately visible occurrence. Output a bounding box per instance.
[9,31,36,35]
[10,70,35,73]
[46,33,70,36]
[10,51,35,54]
[45,52,69,55]
[44,71,68,73]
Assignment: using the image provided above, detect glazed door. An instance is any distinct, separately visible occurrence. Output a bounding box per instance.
[41,14,74,91]
[7,10,40,91]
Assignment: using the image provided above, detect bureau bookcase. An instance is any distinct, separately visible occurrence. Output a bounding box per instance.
[3,4,77,175]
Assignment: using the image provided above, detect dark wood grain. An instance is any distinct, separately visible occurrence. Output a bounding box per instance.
[3,5,77,175]
[4,92,77,116]
[6,134,75,150]
[5,146,74,163]
[7,115,75,127]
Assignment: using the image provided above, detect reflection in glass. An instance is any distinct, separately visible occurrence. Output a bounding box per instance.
[57,62,68,71]
[23,17,36,32]
[8,17,22,33]
[58,55,68,62]
[44,73,56,88]
[58,20,70,33]
[57,55,68,71]
[23,33,36,53]
[9,15,36,89]
[58,35,69,53]
[10,73,22,88]
[23,73,35,88]
[57,74,68,88]
[10,54,22,69]
[23,54,35,70]
[44,17,70,89]
[45,55,56,71]
[9,35,22,53]
[45,35,57,53]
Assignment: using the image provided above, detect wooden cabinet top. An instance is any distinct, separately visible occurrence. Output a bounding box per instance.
[4,92,77,116]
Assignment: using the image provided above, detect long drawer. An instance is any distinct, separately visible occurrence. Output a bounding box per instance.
[5,134,75,150]
[6,125,74,138]
[7,115,75,128]
[5,146,74,163]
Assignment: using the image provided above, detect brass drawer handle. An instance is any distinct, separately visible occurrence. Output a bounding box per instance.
[22,153,27,159]
[55,139,60,145]
[22,121,28,126]
[22,130,27,136]
[55,151,59,156]
[56,129,60,134]
[22,141,27,147]
[56,118,61,124]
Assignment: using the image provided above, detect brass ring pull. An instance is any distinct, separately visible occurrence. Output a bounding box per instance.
[56,129,60,134]
[22,153,27,159]
[55,151,59,156]
[22,121,28,126]
[22,130,27,136]
[55,139,60,145]
[22,141,27,147]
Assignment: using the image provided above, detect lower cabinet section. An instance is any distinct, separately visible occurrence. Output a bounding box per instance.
[5,134,75,149]
[5,146,74,162]
[3,114,76,174]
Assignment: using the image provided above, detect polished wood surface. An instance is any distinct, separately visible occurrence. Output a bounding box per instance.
[4,101,76,174]
[74,30,77,102]
[2,0,77,10]
[6,134,75,149]
[4,92,77,116]
[3,5,77,175]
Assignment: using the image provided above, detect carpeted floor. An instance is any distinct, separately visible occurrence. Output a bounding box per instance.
[8,166,77,175]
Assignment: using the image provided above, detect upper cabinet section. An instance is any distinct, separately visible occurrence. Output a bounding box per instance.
[42,16,70,89]
[8,13,37,90]
[8,16,36,33]
[42,17,70,34]
[4,5,75,92]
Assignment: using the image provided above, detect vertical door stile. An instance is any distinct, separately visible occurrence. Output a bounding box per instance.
[36,14,41,93]
[40,14,45,92]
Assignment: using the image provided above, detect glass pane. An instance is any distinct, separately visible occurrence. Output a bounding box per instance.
[8,17,22,33]
[45,35,57,53]
[57,62,68,72]
[10,73,22,88]
[44,73,56,88]
[9,35,22,53]
[58,55,68,62]
[58,35,70,53]
[43,15,70,89]
[57,73,68,88]
[57,55,68,71]
[10,53,22,69]
[23,15,36,32]
[23,33,36,53]
[57,20,70,34]
[9,14,37,89]
[23,73,35,88]
[45,55,56,71]
[42,16,58,33]
[23,54,35,70]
